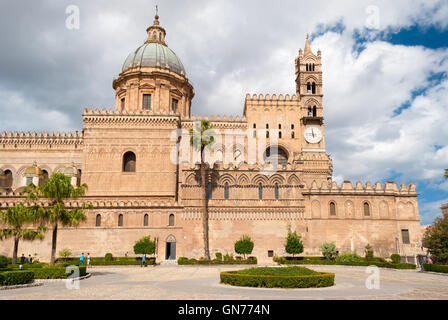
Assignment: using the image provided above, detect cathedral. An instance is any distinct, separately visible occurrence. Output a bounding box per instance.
[0,14,423,262]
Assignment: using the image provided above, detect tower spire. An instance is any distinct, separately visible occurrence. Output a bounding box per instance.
[304,34,311,54]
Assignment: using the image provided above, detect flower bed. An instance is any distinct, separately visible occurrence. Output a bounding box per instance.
[220,266,334,288]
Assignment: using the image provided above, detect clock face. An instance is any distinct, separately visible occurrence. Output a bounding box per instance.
[304,127,322,144]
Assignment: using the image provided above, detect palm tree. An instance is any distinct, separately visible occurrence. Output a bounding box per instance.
[23,173,91,265]
[0,204,46,264]
[190,120,215,260]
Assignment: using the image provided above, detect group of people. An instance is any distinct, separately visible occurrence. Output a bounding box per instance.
[79,253,91,266]
[20,254,33,264]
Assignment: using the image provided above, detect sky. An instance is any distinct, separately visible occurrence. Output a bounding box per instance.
[0,0,447,225]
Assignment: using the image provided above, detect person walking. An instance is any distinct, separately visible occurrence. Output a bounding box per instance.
[80,253,85,265]
[141,254,146,267]
[28,254,32,264]
[20,254,25,264]
[87,253,91,267]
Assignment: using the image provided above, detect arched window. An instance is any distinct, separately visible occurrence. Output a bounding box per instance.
[153,32,157,40]
[363,202,370,216]
[306,64,309,71]
[169,214,175,226]
[264,147,288,166]
[313,106,317,117]
[266,131,269,138]
[275,183,279,200]
[0,170,13,189]
[40,170,49,187]
[279,131,282,139]
[77,169,82,187]
[291,132,295,139]
[224,182,229,200]
[307,82,311,93]
[258,183,263,200]
[118,214,123,227]
[96,214,101,227]
[206,183,212,200]
[330,202,336,216]
[144,214,149,226]
[307,107,312,117]
[123,152,136,172]
[312,82,316,94]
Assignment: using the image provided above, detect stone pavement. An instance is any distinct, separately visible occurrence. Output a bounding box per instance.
[1,265,448,300]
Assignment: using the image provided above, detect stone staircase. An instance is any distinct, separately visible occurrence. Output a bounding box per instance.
[160,259,178,266]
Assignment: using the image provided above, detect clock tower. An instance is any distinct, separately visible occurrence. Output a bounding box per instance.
[295,35,332,184]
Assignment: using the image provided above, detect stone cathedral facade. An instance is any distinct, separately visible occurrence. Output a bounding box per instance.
[0,15,423,262]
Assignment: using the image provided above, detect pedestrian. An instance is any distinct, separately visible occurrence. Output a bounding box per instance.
[20,254,25,264]
[141,254,146,267]
[28,254,32,264]
[87,253,91,267]
[80,252,84,265]
[125,251,128,257]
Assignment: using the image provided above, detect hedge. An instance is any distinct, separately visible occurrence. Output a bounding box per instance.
[423,264,448,273]
[55,257,155,266]
[178,256,257,265]
[274,256,416,269]
[220,267,334,288]
[0,271,34,286]
[31,266,87,279]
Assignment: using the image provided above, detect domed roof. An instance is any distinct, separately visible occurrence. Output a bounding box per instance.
[121,42,185,75]
[63,166,78,176]
[24,164,43,176]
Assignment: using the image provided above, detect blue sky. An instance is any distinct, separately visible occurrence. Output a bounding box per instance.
[0,1,447,225]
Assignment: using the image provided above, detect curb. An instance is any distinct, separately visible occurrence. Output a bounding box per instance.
[0,281,44,291]
[278,264,418,272]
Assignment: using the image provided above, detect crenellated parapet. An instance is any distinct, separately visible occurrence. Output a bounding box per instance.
[0,130,83,147]
[82,108,181,128]
[243,93,300,116]
[182,114,247,130]
[304,180,417,196]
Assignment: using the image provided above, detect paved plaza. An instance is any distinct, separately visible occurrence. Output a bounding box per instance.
[1,265,448,300]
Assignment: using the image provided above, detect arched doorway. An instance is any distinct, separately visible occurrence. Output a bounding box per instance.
[165,234,176,260]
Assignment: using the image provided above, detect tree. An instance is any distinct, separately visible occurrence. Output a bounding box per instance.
[234,235,254,259]
[190,120,215,260]
[364,244,374,260]
[0,204,46,264]
[133,236,156,255]
[23,173,91,265]
[321,242,337,260]
[59,248,72,259]
[423,211,448,264]
[285,227,304,257]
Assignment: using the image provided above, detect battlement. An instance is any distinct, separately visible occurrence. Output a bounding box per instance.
[306,180,417,196]
[243,93,300,116]
[0,130,82,145]
[245,93,299,102]
[83,108,182,116]
[187,114,246,122]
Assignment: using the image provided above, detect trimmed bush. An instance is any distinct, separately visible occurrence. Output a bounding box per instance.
[274,256,415,269]
[177,256,257,265]
[31,266,87,279]
[234,235,254,259]
[321,243,337,260]
[0,271,34,286]
[336,253,364,264]
[391,254,401,264]
[105,253,113,262]
[133,236,156,255]
[220,266,334,288]
[215,252,223,261]
[365,244,374,260]
[0,255,8,269]
[423,264,448,273]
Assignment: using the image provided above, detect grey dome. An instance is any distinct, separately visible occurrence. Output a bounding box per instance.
[122,42,186,76]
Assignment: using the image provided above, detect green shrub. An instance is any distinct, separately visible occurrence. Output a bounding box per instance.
[285,227,304,257]
[59,248,72,259]
[133,236,156,255]
[423,211,448,264]
[365,244,374,260]
[0,255,8,269]
[215,252,222,261]
[423,264,448,273]
[0,271,34,286]
[390,254,401,264]
[321,243,338,260]
[336,253,363,264]
[177,256,257,265]
[105,253,113,262]
[220,267,334,288]
[234,235,254,259]
[31,266,87,279]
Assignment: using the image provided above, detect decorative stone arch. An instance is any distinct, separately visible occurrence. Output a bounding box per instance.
[166,234,176,242]
[311,200,321,218]
[362,200,372,217]
[185,173,197,185]
[237,174,249,186]
[165,234,176,260]
[304,98,321,108]
[122,150,136,172]
[234,144,245,163]
[328,200,337,216]
[219,174,236,186]
[287,174,300,185]
[269,174,285,185]
[304,75,319,84]
[345,200,354,218]
[406,201,415,217]
[263,145,289,166]
[379,200,389,218]
[251,174,269,185]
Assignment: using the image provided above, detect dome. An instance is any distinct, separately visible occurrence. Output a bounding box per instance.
[121,42,186,76]
[24,165,43,176]
[63,166,78,176]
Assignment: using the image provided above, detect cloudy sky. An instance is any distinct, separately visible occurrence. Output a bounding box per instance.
[0,0,447,224]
